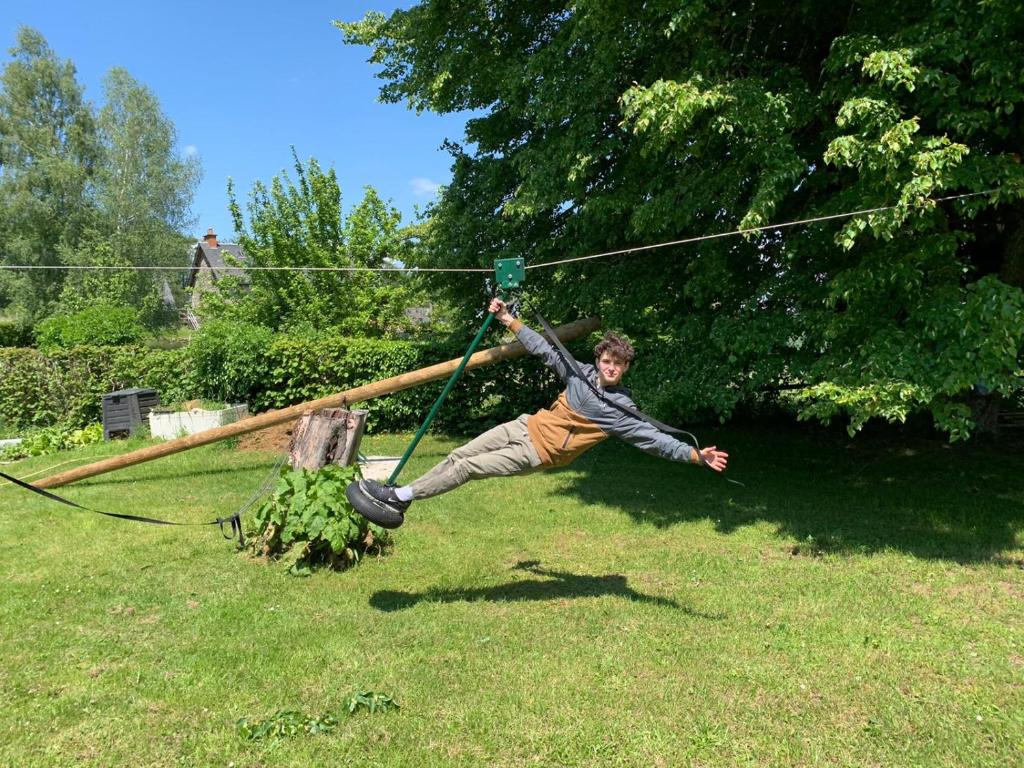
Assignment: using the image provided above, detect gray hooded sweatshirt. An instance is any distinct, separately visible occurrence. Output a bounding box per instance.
[514,322,697,467]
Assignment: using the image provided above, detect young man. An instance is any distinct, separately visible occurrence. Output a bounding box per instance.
[352,297,728,528]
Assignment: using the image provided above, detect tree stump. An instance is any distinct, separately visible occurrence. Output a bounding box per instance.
[288,408,368,470]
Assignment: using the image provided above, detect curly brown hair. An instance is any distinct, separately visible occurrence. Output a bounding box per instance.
[593,332,635,364]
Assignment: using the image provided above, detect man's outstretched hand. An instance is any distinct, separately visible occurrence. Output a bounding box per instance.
[699,446,729,472]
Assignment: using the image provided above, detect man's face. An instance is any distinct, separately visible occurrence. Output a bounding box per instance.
[596,353,629,387]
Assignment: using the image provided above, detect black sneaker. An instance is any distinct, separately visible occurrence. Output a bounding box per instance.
[360,479,410,510]
[345,480,408,529]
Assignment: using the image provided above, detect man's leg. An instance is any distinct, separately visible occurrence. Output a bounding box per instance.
[407,414,540,499]
[351,415,540,528]
[407,415,532,493]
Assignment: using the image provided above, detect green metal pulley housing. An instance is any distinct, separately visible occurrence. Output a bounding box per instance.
[494,257,526,290]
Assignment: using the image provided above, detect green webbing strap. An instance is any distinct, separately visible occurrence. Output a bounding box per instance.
[387,306,499,485]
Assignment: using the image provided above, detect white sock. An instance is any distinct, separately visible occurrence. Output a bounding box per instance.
[395,486,414,502]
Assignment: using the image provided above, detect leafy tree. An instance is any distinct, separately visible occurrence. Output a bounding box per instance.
[220,150,423,335]
[54,231,167,326]
[0,27,99,320]
[0,31,198,329]
[96,68,199,249]
[339,0,1024,438]
[57,67,199,326]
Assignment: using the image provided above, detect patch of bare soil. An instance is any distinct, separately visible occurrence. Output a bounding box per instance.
[237,418,299,453]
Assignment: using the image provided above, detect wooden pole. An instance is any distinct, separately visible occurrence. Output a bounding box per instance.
[35,317,601,489]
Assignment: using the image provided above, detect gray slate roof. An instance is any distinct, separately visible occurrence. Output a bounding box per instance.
[186,242,250,286]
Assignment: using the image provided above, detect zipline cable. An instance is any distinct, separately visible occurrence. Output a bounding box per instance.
[0,189,1000,274]
[526,189,1000,270]
[0,263,491,273]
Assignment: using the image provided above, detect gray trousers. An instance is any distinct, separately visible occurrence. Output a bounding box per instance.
[410,414,543,499]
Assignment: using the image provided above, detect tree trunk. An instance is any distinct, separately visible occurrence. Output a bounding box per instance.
[970,391,1003,436]
[288,408,367,470]
[998,201,1024,288]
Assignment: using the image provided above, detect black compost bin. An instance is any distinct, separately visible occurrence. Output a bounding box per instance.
[101,388,160,440]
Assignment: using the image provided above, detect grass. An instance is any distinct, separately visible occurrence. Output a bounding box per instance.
[0,425,1021,767]
[144,325,194,350]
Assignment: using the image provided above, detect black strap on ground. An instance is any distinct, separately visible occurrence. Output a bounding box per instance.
[533,311,745,486]
[0,470,244,547]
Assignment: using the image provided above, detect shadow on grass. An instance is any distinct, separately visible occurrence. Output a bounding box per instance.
[552,426,1024,563]
[370,560,719,618]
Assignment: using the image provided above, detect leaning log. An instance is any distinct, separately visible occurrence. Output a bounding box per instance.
[35,317,600,489]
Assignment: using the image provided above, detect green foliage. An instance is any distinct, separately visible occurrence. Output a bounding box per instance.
[0,27,98,320]
[34,304,147,349]
[256,331,428,422]
[0,325,565,435]
[237,710,338,741]
[345,691,400,715]
[791,274,1024,440]
[0,422,103,460]
[56,231,175,330]
[0,345,197,430]
[186,323,558,433]
[216,150,423,335]
[93,68,199,272]
[340,1,1024,438]
[236,708,339,741]
[0,318,33,347]
[0,29,197,326]
[187,319,275,406]
[237,692,398,741]
[248,464,391,573]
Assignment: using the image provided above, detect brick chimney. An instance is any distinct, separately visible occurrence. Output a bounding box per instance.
[202,228,218,248]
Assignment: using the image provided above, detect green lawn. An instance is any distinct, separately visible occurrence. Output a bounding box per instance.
[1,427,1021,767]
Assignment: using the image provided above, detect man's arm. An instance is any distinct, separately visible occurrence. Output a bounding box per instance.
[607,399,730,471]
[490,297,574,382]
[611,413,701,464]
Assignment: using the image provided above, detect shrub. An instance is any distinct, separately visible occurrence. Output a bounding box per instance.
[0,319,34,347]
[257,333,438,431]
[35,304,147,349]
[188,319,275,406]
[247,464,390,573]
[0,346,196,430]
[0,422,104,461]
[252,329,568,435]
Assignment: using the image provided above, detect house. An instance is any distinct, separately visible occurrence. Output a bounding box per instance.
[404,305,434,326]
[182,229,249,325]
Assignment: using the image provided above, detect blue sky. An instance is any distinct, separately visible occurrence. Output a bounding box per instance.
[0,1,470,244]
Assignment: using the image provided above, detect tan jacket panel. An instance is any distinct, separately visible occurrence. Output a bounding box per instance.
[527,392,608,467]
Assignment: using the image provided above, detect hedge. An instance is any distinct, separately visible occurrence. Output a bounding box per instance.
[0,346,198,430]
[35,305,147,349]
[0,332,569,436]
